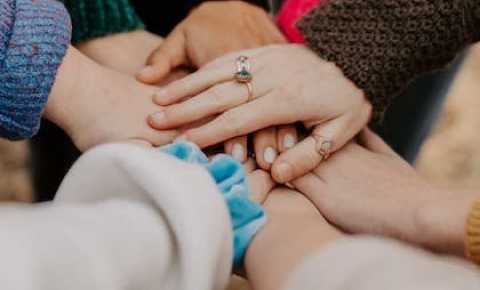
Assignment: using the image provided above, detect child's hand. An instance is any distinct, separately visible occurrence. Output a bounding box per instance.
[45,47,180,151]
[136,1,286,84]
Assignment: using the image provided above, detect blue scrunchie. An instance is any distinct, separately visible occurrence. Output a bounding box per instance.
[161,142,266,266]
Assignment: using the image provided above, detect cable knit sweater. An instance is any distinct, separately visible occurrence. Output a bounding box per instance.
[0,0,71,140]
[296,0,480,121]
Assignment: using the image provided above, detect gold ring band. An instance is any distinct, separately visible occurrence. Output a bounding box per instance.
[245,82,254,102]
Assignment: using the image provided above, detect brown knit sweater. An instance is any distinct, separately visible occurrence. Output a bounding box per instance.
[297,0,480,121]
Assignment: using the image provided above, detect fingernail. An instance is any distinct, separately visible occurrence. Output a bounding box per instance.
[153,89,168,103]
[275,162,293,182]
[232,143,245,162]
[149,111,166,124]
[283,134,296,149]
[138,66,155,78]
[174,134,188,142]
[264,147,278,164]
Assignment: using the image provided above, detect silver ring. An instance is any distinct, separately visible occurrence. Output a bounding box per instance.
[312,134,333,160]
[235,56,252,83]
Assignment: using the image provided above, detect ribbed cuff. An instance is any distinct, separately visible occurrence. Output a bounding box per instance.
[297,0,474,123]
[61,0,144,43]
[0,0,71,140]
[466,200,480,265]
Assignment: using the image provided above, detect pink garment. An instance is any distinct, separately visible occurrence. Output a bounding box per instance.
[276,0,325,43]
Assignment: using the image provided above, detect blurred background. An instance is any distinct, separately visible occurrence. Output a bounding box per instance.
[1,44,479,202]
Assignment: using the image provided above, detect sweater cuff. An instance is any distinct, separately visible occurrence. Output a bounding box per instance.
[61,0,144,44]
[297,0,474,122]
[465,0,480,42]
[0,0,71,140]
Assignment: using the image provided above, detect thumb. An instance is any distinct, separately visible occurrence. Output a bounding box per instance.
[137,29,187,84]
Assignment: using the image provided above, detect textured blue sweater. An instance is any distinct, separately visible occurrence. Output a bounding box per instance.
[0,0,71,140]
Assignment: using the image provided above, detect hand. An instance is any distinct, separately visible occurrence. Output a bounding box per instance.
[136,1,286,84]
[45,46,179,151]
[224,125,298,172]
[76,30,190,85]
[148,44,372,183]
[293,129,478,255]
[244,161,275,204]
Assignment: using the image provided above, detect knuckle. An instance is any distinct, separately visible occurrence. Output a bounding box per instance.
[162,108,177,125]
[221,111,243,136]
[209,88,226,107]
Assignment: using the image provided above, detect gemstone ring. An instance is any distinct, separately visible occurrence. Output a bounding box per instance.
[235,56,252,83]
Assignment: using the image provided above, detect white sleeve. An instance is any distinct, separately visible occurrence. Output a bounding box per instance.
[283,237,480,290]
[0,144,233,290]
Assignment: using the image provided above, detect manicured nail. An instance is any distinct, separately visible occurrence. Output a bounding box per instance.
[275,162,293,182]
[264,147,278,164]
[149,111,166,125]
[283,134,296,149]
[138,66,155,78]
[232,143,245,162]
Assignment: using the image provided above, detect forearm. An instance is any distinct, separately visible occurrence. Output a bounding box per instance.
[282,237,480,290]
[414,189,480,256]
[245,188,342,290]
[76,31,162,75]
[44,45,104,136]
[297,0,480,121]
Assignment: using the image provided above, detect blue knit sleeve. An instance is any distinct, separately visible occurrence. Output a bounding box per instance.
[161,142,267,267]
[0,0,71,140]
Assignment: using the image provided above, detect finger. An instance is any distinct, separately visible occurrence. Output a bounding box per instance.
[143,128,180,147]
[253,127,278,170]
[124,139,154,148]
[277,125,298,152]
[291,172,326,200]
[359,128,397,156]
[153,66,233,106]
[149,81,250,130]
[224,135,248,163]
[248,169,275,204]
[243,158,256,174]
[272,111,366,183]
[183,91,298,148]
[153,50,262,106]
[137,28,187,84]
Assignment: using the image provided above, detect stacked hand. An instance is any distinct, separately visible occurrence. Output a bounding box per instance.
[134,1,299,167]
[147,44,372,182]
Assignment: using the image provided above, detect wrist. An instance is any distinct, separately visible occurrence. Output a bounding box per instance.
[44,46,82,131]
[245,188,343,290]
[45,47,110,142]
[413,187,477,256]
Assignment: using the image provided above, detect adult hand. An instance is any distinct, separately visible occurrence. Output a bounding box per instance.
[45,47,179,151]
[293,129,478,255]
[148,44,372,183]
[223,125,298,171]
[136,1,286,84]
[76,30,190,85]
